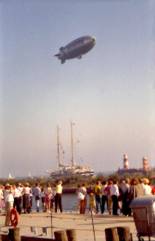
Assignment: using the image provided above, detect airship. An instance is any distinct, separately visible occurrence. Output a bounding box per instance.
[54,35,96,64]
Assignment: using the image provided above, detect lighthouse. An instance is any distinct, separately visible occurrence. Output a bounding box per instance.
[142,156,150,172]
[123,154,129,169]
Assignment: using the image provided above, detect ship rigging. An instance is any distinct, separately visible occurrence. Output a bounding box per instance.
[49,122,94,177]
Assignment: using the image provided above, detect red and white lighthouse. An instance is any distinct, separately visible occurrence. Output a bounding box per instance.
[142,156,150,171]
[123,154,129,169]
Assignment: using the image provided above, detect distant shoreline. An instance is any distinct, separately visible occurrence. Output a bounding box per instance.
[63,187,76,194]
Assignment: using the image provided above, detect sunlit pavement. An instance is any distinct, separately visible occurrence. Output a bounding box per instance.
[0,211,141,241]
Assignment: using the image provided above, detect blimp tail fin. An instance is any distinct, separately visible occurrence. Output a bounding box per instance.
[54,53,60,57]
[54,54,65,64]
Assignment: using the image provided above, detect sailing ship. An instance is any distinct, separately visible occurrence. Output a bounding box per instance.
[8,173,14,179]
[49,122,94,177]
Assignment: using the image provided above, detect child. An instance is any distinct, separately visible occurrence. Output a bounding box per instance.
[89,191,96,214]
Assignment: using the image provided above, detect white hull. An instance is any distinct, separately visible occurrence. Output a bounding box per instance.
[50,164,94,177]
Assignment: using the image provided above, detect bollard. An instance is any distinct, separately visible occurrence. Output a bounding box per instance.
[8,228,20,241]
[66,229,76,241]
[42,227,48,236]
[30,227,37,235]
[21,236,55,241]
[105,227,119,241]
[1,234,10,241]
[117,227,133,241]
[54,231,68,241]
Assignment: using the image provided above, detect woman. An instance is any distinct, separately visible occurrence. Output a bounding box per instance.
[0,185,4,212]
[77,184,85,214]
[4,183,14,226]
[44,183,54,212]
[23,183,32,213]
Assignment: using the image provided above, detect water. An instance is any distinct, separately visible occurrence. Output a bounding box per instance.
[62,193,77,211]
[32,193,77,212]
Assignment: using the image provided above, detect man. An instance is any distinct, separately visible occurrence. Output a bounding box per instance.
[55,180,63,213]
[110,180,119,215]
[94,180,102,213]
[13,183,22,214]
[33,183,41,212]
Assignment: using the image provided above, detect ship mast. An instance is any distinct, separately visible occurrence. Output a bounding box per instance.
[57,126,61,168]
[70,121,75,167]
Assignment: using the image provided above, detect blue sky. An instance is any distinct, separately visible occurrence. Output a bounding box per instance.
[1,0,155,178]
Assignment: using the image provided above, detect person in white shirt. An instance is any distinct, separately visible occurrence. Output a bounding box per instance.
[55,180,63,213]
[23,183,32,213]
[110,180,119,215]
[80,184,87,214]
[77,184,87,214]
[0,185,4,212]
[4,183,14,226]
[143,178,152,195]
[13,183,22,214]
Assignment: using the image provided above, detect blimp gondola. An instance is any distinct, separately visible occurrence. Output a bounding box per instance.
[54,35,96,64]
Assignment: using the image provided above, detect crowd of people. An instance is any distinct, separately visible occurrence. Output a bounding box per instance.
[0,180,63,226]
[77,177,155,215]
[0,176,155,226]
